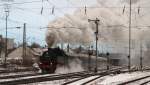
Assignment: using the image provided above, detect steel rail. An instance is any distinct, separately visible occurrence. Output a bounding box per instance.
[118,75,150,85]
[0,71,93,85]
[63,66,127,85]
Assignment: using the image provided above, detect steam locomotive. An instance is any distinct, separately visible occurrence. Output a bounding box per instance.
[38,47,108,73]
[39,48,69,73]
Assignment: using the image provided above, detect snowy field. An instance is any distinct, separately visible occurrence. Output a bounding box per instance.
[18,71,150,85]
[21,78,79,85]
[0,71,35,77]
[88,71,150,85]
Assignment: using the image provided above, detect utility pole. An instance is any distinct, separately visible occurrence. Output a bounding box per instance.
[88,18,100,73]
[4,7,9,67]
[67,44,70,52]
[22,23,26,64]
[0,35,2,59]
[140,41,143,71]
[128,0,132,71]
[106,52,110,70]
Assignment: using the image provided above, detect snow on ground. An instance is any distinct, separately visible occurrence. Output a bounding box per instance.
[22,78,79,85]
[21,71,150,85]
[0,71,36,77]
[0,73,57,82]
[87,71,150,85]
[68,75,99,85]
[128,77,150,85]
[1,71,150,85]
[146,82,150,85]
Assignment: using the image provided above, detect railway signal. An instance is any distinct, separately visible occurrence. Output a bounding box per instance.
[88,18,100,73]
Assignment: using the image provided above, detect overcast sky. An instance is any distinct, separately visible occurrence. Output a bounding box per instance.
[0,0,150,48]
[0,0,97,45]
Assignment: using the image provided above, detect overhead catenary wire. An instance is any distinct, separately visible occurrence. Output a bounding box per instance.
[46,0,78,27]
[12,6,52,19]
[0,17,24,24]
[0,0,149,19]
[0,6,150,9]
[0,0,43,6]
[0,25,149,29]
[11,6,55,27]
[0,1,150,35]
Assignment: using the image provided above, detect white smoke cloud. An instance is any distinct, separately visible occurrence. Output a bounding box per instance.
[46,0,129,47]
[55,58,84,73]
[121,0,140,4]
[46,0,150,65]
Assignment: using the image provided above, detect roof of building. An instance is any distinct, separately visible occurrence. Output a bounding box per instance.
[7,46,42,60]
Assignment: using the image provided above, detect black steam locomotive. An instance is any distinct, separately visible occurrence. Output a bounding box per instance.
[39,48,69,73]
[38,47,108,73]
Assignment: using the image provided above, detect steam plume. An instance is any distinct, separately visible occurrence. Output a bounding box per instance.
[46,0,150,65]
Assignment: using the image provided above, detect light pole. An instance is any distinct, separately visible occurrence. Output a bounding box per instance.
[4,8,9,67]
[3,26,21,67]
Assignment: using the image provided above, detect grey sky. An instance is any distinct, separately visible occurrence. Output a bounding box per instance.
[0,0,97,45]
[1,0,150,48]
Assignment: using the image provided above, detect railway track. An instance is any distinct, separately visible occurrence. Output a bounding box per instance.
[117,74,150,85]
[62,66,127,85]
[0,70,94,85]
[0,67,149,85]
[0,66,127,85]
[0,67,34,74]
[112,66,150,85]
[0,71,39,79]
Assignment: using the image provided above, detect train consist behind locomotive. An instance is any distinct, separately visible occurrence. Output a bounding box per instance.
[38,47,108,73]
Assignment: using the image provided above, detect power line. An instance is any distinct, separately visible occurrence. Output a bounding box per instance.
[0,0,42,6]
[0,17,24,24]
[1,0,150,8]
[1,25,150,30]
[0,6,150,9]
[46,0,78,26]
[12,6,51,18]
